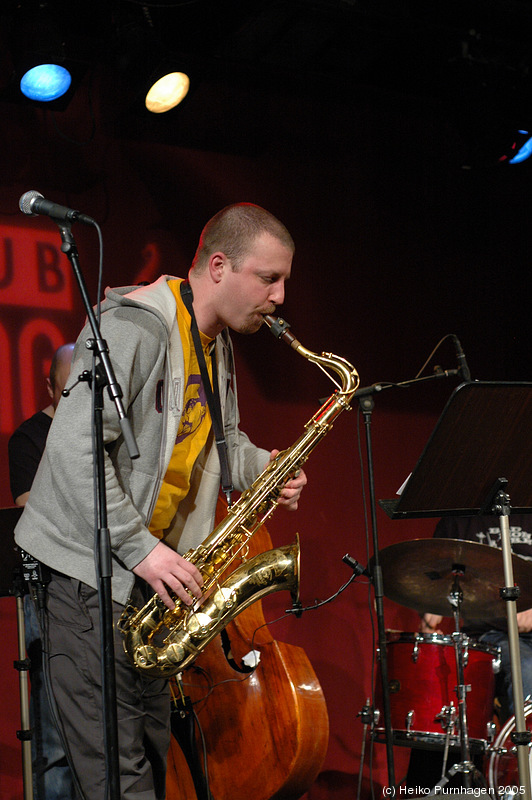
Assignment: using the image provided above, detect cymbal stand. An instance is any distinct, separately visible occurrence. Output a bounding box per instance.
[427,571,485,795]
[450,574,475,787]
[491,483,532,800]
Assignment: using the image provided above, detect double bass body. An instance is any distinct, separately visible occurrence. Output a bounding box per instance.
[166,521,329,800]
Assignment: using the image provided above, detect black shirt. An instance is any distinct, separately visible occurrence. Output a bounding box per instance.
[8,410,52,502]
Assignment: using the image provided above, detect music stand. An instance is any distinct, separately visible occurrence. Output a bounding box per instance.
[0,507,32,800]
[380,381,532,798]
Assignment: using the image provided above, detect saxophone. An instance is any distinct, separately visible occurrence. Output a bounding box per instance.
[119,315,360,677]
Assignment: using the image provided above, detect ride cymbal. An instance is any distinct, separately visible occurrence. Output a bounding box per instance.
[373,538,532,619]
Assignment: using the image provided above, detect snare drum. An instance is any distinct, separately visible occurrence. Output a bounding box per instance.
[485,702,532,797]
[374,632,500,751]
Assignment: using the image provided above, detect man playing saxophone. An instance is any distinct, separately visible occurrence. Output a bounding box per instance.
[14,203,307,800]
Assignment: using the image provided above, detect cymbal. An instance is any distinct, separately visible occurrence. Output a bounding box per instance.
[374,538,532,619]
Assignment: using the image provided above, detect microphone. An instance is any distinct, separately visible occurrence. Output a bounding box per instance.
[19,190,96,226]
[452,335,471,382]
[342,553,371,578]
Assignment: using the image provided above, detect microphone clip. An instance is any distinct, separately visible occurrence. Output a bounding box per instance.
[342,553,370,578]
[62,369,92,397]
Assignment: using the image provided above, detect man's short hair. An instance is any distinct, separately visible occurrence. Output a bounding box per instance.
[191,203,294,272]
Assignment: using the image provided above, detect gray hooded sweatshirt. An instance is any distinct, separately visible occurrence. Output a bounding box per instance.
[15,276,269,605]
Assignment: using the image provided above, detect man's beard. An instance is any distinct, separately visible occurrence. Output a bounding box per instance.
[238,308,274,335]
[238,316,264,335]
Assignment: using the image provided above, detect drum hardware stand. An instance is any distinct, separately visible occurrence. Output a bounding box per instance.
[356,698,376,800]
[429,572,487,793]
[488,480,532,800]
[437,703,457,779]
[419,572,488,795]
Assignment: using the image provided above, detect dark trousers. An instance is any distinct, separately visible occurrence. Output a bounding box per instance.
[25,592,76,799]
[43,572,170,800]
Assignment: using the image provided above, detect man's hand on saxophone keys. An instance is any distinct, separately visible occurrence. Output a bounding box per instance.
[133,541,204,610]
[268,449,308,511]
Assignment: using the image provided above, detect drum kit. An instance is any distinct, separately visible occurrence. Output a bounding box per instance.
[372,537,532,795]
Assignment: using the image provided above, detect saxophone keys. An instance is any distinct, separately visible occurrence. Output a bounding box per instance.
[132,645,159,669]
[185,611,215,636]
[166,642,186,665]
[216,587,237,610]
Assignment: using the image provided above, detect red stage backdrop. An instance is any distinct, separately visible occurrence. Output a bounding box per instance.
[0,73,529,798]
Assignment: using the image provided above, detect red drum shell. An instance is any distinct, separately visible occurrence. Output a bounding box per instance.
[374,632,499,749]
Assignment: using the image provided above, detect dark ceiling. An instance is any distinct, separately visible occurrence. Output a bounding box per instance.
[1,0,531,158]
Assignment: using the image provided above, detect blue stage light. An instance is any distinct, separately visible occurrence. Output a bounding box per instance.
[509,131,532,164]
[20,64,72,102]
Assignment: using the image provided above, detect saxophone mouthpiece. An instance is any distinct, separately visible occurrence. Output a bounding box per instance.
[263,315,300,349]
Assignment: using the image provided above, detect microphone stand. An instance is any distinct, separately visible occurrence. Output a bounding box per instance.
[355,367,463,791]
[57,222,139,800]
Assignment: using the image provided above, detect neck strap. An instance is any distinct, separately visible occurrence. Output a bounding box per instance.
[179,280,233,506]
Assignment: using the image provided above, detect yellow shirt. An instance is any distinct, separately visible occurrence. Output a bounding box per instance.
[149,279,214,536]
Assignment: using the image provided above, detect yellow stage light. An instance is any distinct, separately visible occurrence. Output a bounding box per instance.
[145,71,190,113]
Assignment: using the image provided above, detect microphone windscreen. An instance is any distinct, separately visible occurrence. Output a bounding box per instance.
[19,190,42,215]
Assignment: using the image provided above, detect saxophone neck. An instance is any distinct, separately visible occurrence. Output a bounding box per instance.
[263,314,359,399]
[306,350,359,400]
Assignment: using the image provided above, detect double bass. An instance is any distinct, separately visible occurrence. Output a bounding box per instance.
[162,318,359,796]
[166,507,329,800]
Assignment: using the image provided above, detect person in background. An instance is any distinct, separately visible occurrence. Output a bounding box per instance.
[14,203,307,800]
[8,342,76,800]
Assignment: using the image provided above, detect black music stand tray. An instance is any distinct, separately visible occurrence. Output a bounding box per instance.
[380,381,532,519]
[380,381,532,798]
